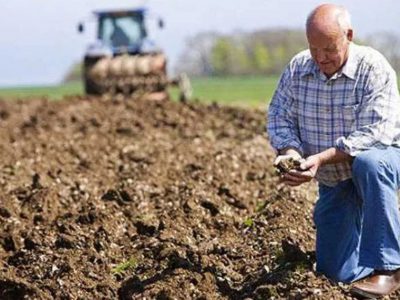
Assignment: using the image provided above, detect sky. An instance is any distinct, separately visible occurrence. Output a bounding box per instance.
[0,0,399,87]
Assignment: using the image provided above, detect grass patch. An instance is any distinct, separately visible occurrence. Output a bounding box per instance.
[0,81,83,100]
[169,75,278,108]
[243,217,254,228]
[0,76,277,107]
[111,257,138,275]
[1,75,397,108]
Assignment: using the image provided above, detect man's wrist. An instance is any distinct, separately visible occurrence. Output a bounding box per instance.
[316,147,352,166]
[312,153,324,167]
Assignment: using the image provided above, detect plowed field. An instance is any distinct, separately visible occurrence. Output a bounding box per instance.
[0,96,392,299]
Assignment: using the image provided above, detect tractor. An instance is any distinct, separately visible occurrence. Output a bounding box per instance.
[78,8,191,101]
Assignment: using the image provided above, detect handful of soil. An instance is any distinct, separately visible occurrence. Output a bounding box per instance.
[275,157,304,175]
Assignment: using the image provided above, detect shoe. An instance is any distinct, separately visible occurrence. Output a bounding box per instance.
[350,269,400,299]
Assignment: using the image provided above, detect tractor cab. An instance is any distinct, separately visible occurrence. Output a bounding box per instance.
[95,9,147,54]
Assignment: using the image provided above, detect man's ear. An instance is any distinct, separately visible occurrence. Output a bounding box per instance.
[347,29,353,42]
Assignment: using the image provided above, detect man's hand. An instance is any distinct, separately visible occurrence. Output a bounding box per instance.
[274,153,302,168]
[273,148,302,168]
[280,154,322,186]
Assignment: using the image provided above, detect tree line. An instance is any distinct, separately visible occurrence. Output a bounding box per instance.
[175,29,400,77]
[63,29,400,82]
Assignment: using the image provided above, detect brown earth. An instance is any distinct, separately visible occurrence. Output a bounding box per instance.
[0,95,396,299]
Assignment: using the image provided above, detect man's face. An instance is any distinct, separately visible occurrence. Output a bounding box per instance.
[307,29,351,77]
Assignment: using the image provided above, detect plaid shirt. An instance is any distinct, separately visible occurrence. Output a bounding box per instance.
[267,43,400,186]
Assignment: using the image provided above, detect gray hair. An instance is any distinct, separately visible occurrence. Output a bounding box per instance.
[337,7,352,32]
[306,5,352,34]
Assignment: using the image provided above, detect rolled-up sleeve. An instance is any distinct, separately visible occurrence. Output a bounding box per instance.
[267,67,303,154]
[336,65,400,156]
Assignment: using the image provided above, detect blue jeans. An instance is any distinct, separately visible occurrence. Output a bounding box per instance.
[314,147,400,283]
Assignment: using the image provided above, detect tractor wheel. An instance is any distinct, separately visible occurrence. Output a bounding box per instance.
[84,76,103,95]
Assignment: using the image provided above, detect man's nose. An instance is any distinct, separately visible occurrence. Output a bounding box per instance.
[315,50,327,62]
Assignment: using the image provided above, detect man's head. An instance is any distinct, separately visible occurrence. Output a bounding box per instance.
[306,4,353,77]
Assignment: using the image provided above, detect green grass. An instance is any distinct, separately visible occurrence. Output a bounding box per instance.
[0,76,277,108]
[111,257,137,275]
[243,217,254,228]
[0,81,83,100]
[170,76,278,108]
[1,75,398,109]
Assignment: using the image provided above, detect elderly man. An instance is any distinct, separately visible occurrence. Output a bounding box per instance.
[267,3,400,299]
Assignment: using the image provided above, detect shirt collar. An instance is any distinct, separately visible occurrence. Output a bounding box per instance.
[340,43,357,80]
[300,43,357,80]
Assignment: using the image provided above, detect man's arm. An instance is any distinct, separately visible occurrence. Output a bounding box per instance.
[311,147,353,165]
[336,61,400,156]
[267,66,303,155]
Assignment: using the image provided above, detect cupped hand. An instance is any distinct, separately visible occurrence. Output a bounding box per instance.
[273,152,302,168]
[280,154,321,186]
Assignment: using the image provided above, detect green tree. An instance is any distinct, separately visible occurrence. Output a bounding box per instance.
[211,38,234,75]
[231,43,252,75]
[178,28,309,76]
[271,46,287,73]
[252,42,271,73]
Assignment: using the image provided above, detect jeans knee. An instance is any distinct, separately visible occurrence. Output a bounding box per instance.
[352,150,383,179]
